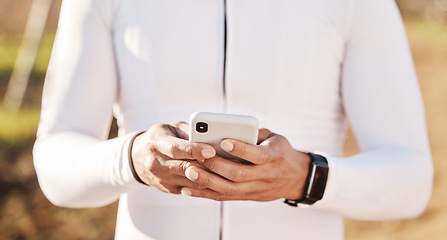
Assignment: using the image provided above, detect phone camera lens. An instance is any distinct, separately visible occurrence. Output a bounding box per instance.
[196,122,208,133]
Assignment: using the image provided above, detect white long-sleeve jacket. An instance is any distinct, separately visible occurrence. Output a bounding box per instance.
[33,0,433,239]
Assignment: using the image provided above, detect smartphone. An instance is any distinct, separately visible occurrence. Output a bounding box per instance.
[189,112,259,162]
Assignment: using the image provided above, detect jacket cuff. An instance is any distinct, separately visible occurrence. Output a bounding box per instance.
[119,131,148,188]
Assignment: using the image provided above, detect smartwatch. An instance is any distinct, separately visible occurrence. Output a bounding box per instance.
[284,152,329,207]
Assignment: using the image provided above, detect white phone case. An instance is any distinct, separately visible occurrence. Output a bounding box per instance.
[189,112,259,162]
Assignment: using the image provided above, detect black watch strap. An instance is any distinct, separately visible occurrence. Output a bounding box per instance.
[128,132,148,185]
[284,152,329,207]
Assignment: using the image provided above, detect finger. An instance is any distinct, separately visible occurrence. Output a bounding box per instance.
[153,122,215,159]
[184,166,262,196]
[145,159,208,193]
[201,156,275,182]
[162,159,203,177]
[221,138,272,165]
[257,128,275,144]
[169,175,208,190]
[170,121,190,140]
[154,136,216,160]
[153,175,208,194]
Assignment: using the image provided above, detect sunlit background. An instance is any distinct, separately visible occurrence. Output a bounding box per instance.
[0,0,446,239]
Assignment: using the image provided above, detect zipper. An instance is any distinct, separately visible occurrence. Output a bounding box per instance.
[219,202,224,240]
[220,4,228,239]
[220,0,228,235]
[222,0,228,112]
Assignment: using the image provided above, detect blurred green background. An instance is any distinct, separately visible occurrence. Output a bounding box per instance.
[0,0,446,239]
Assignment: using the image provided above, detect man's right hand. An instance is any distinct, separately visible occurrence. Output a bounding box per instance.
[131,121,216,194]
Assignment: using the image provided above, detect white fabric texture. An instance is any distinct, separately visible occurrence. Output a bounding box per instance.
[33,0,433,239]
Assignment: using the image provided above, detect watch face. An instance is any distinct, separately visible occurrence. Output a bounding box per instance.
[308,163,329,200]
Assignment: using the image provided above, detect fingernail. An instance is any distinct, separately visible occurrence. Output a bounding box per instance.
[202,148,215,159]
[181,188,192,196]
[221,140,234,152]
[185,168,199,181]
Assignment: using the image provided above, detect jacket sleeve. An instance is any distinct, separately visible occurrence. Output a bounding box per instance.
[309,0,433,220]
[33,0,144,208]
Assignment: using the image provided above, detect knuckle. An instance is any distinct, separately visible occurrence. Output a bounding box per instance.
[170,120,184,126]
[149,123,163,129]
[263,140,283,161]
[204,158,218,172]
[150,123,165,132]
[178,121,188,128]
[232,168,245,182]
[201,175,211,188]
[260,128,271,134]
[276,136,289,149]
[191,182,203,189]
[161,123,171,129]
[166,142,180,158]
[256,149,269,163]
[268,146,281,160]
[224,185,235,196]
[167,142,194,160]
[178,160,190,173]
[165,142,175,153]
[238,145,247,158]
[184,144,194,159]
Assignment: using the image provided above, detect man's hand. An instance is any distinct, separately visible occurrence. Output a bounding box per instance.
[180,128,311,201]
[131,121,216,194]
